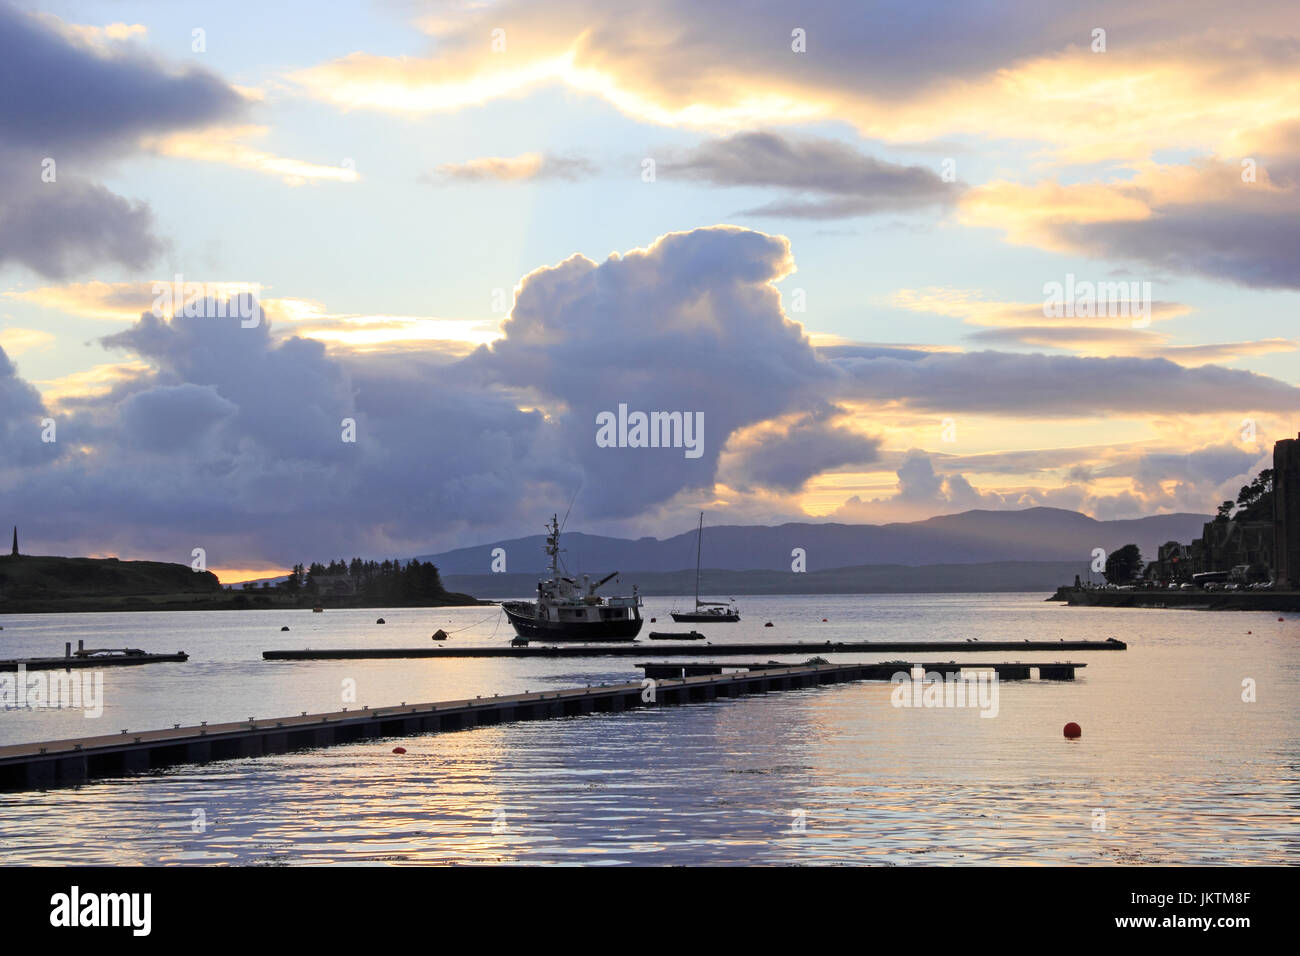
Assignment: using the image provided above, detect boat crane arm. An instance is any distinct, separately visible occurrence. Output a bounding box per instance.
[590,570,619,593]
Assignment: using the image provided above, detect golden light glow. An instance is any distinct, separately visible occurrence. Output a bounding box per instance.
[36,361,153,404]
[6,280,265,322]
[262,297,503,350]
[290,21,1300,162]
[0,328,55,356]
[212,567,289,585]
[143,126,361,186]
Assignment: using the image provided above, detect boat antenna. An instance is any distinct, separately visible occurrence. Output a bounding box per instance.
[559,481,581,535]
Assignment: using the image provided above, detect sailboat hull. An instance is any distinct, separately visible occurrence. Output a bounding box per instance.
[670,611,739,623]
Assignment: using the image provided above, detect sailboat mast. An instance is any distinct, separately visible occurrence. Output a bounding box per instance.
[695,511,703,607]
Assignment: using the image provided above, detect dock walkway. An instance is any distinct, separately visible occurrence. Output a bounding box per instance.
[263,638,1125,661]
[0,659,1021,791]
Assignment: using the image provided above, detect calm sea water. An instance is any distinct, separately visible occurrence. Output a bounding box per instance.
[0,594,1296,865]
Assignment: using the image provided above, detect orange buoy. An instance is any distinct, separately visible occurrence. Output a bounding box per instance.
[392,747,406,754]
[1063,722,1081,739]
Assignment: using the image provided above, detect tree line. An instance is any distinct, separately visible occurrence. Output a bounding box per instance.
[280,558,448,602]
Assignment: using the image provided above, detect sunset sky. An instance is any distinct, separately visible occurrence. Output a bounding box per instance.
[2,0,1299,580]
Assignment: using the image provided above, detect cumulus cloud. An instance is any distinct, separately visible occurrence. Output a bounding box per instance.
[3,225,1297,565]
[0,346,61,467]
[467,225,825,517]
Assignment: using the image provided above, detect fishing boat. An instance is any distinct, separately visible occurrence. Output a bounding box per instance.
[670,512,740,623]
[501,515,643,641]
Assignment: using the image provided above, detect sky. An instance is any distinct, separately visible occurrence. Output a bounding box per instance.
[1,0,1298,582]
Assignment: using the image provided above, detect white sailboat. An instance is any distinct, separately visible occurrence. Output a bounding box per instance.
[670,512,739,623]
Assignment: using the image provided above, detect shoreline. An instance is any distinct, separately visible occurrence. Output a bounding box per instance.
[1048,586,1300,611]
[0,593,488,615]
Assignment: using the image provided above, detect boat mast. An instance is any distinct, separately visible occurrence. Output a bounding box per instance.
[695,511,703,608]
[545,514,563,579]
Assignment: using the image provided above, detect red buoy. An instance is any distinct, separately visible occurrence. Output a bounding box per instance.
[392,747,406,754]
[650,617,656,622]
[1063,722,1081,739]
[822,618,828,622]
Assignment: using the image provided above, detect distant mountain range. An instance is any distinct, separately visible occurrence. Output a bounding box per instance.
[420,507,1212,577]
[442,560,1098,598]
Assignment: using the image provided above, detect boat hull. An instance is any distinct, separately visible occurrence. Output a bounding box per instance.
[501,602,643,641]
[670,611,739,623]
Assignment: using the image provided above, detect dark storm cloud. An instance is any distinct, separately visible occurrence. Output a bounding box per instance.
[1056,204,1300,290]
[3,226,1299,565]
[664,132,961,219]
[828,349,1300,416]
[0,3,248,278]
[727,405,881,492]
[0,169,161,277]
[0,4,246,154]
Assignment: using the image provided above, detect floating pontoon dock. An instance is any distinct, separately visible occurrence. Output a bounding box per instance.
[262,638,1125,661]
[0,659,1045,791]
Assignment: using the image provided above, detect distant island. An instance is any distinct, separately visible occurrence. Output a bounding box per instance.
[0,543,479,614]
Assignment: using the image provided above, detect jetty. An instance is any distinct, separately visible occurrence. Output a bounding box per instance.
[1,641,188,672]
[1050,586,1300,612]
[635,660,1085,680]
[2,659,1026,791]
[263,637,1125,661]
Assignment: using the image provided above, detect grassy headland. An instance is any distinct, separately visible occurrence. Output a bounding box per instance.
[0,554,480,613]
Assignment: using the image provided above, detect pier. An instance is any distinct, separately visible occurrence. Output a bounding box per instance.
[1052,587,1300,612]
[1,659,1022,791]
[635,660,1085,679]
[262,637,1125,661]
[1,642,188,672]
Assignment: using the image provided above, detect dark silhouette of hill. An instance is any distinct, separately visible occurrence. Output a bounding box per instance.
[419,507,1211,577]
